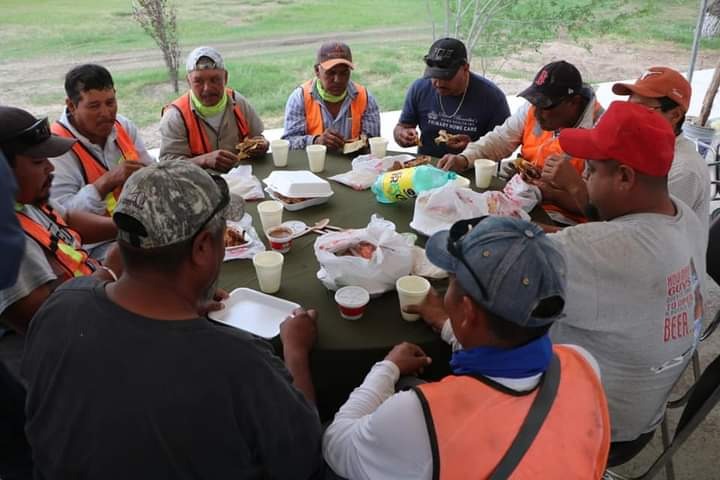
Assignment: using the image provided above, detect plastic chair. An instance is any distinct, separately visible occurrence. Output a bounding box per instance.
[604,350,720,480]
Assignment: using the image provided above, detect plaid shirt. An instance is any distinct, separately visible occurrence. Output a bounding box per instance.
[282,80,381,149]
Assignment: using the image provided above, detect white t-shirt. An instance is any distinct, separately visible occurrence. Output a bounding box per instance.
[669,136,711,233]
[321,323,600,480]
[549,197,707,442]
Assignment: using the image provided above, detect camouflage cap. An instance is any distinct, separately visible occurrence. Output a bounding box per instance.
[113,160,234,249]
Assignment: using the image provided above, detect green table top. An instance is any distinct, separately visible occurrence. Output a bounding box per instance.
[219,150,546,352]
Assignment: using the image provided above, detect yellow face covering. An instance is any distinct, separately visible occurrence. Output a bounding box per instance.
[315,79,347,103]
[190,90,228,117]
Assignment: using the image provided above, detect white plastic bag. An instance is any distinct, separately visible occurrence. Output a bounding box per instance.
[314,215,413,294]
[329,154,416,191]
[503,174,542,212]
[410,184,530,237]
[223,213,265,262]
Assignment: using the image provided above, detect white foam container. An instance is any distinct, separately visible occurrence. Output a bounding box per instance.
[208,288,299,339]
[265,187,332,211]
[263,170,333,198]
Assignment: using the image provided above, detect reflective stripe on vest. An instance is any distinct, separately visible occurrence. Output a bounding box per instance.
[414,345,610,480]
[163,88,250,156]
[16,205,97,280]
[51,120,139,216]
[520,103,604,223]
[301,79,368,139]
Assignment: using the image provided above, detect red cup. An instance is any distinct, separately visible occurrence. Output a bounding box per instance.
[335,286,370,320]
[266,226,293,253]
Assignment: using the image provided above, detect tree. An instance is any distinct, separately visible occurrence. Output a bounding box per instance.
[425,0,651,74]
[132,0,181,93]
[702,0,720,38]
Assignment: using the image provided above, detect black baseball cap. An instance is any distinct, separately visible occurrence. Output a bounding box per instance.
[518,61,583,108]
[0,106,75,158]
[424,38,467,80]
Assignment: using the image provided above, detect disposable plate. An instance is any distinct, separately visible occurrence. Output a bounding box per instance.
[263,170,333,197]
[208,288,299,339]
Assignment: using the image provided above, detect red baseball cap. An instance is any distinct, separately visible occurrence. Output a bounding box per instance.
[558,101,676,177]
[612,67,691,112]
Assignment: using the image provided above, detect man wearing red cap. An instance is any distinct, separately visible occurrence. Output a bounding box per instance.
[282,41,380,151]
[543,66,710,232]
[548,101,706,464]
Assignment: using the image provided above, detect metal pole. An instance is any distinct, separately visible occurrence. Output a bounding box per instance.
[689,0,710,84]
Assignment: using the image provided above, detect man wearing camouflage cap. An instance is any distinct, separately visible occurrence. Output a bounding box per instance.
[22,160,324,479]
[160,46,268,171]
[323,216,609,479]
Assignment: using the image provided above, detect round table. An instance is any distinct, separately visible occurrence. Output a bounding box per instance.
[220,149,546,419]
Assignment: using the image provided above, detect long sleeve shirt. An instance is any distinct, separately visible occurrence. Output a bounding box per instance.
[281,80,381,150]
[322,320,600,480]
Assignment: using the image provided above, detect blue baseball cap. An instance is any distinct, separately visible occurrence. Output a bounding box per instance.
[425,216,567,327]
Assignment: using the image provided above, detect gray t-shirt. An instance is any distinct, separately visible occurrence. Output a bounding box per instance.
[549,197,706,442]
[0,202,69,317]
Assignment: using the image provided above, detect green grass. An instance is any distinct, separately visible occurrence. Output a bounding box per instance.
[0,0,433,60]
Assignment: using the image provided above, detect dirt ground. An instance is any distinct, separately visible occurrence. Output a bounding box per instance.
[0,32,718,149]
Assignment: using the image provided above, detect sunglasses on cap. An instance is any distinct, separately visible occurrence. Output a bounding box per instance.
[1,117,51,147]
[446,216,489,299]
[538,96,570,111]
[193,174,230,238]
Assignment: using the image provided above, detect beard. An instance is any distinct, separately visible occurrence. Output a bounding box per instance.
[583,203,602,221]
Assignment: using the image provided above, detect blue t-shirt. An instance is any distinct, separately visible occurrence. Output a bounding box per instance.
[0,152,24,289]
[399,73,510,158]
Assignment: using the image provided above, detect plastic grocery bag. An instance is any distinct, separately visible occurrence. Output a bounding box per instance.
[222,165,265,200]
[410,183,530,237]
[314,215,414,295]
[329,154,415,191]
[503,174,542,212]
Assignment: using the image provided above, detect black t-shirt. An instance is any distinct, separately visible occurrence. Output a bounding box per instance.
[399,72,511,157]
[22,277,323,479]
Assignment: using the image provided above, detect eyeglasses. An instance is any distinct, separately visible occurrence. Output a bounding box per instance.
[1,117,51,146]
[193,174,230,238]
[446,216,489,299]
[539,97,568,111]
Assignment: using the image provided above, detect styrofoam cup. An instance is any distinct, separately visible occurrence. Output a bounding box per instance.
[253,251,284,294]
[474,159,496,189]
[257,200,283,232]
[335,286,370,320]
[369,137,388,158]
[270,139,290,167]
[306,144,327,173]
[396,275,431,322]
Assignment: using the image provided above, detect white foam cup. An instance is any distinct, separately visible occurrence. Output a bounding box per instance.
[474,159,496,189]
[369,137,388,158]
[252,251,284,294]
[270,139,290,167]
[396,275,431,322]
[306,144,327,173]
[257,200,283,232]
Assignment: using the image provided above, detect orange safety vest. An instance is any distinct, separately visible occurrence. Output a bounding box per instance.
[520,103,605,223]
[51,120,139,216]
[301,79,368,140]
[16,204,97,280]
[164,88,250,156]
[414,345,610,480]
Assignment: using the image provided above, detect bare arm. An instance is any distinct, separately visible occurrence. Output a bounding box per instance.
[64,209,117,244]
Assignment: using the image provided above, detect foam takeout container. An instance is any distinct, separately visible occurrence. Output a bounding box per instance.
[262,170,334,198]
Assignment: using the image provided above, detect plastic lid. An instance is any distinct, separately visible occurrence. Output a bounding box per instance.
[263,170,333,198]
[335,286,370,308]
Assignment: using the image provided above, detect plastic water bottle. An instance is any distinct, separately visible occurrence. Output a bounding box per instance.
[371,165,457,204]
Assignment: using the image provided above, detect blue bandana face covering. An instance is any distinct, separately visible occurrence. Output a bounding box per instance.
[450,334,553,379]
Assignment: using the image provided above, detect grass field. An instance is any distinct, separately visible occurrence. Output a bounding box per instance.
[2,0,719,131]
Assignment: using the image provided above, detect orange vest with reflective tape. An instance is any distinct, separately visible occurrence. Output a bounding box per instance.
[164,89,250,156]
[301,80,368,139]
[51,120,139,216]
[414,345,610,480]
[16,204,97,280]
[521,103,604,223]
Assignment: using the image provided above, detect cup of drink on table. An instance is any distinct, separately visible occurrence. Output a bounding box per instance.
[270,139,290,167]
[252,251,284,294]
[306,144,327,173]
[474,159,496,189]
[369,137,388,158]
[257,200,283,232]
[335,286,370,320]
[396,275,431,321]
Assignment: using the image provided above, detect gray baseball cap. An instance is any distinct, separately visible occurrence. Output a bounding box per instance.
[113,160,232,249]
[426,216,567,327]
[186,46,225,73]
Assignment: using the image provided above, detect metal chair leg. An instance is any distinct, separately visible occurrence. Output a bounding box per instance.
[692,350,701,381]
[660,417,675,480]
